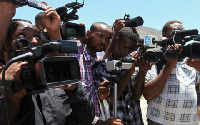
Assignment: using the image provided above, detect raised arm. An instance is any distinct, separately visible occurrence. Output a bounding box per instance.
[42,4,62,40]
[132,56,152,101]
[142,45,179,101]
[0,2,16,52]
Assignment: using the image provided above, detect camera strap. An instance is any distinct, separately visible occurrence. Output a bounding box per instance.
[35,94,46,125]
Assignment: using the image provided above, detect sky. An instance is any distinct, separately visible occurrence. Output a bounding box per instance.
[14,0,200,37]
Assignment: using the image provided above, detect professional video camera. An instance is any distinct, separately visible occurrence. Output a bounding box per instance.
[136,44,164,63]
[55,0,85,39]
[124,13,144,27]
[0,38,81,95]
[138,29,200,62]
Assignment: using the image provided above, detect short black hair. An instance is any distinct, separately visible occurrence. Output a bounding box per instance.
[118,27,139,47]
[4,19,32,51]
[90,22,110,33]
[35,12,45,25]
[162,20,182,36]
[6,19,32,40]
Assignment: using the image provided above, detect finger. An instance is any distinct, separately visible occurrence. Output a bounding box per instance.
[135,58,139,67]
[44,9,56,16]
[137,57,142,66]
[42,1,48,5]
[141,57,146,66]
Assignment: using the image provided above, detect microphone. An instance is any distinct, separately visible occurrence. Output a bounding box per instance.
[170,29,198,38]
[41,40,78,54]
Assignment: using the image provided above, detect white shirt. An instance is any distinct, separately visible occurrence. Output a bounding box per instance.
[145,61,199,125]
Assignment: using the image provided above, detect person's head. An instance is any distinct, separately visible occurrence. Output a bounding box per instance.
[4,19,42,61]
[35,12,45,31]
[162,20,185,38]
[35,12,50,41]
[86,22,112,56]
[114,27,139,59]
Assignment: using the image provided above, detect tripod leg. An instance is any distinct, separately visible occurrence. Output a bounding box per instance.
[113,83,117,118]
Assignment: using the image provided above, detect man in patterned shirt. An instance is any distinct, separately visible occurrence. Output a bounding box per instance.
[93,20,152,124]
[68,22,124,124]
[143,20,200,125]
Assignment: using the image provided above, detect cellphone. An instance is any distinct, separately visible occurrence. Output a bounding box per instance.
[27,0,47,10]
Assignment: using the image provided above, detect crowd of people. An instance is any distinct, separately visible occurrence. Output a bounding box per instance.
[0,1,200,125]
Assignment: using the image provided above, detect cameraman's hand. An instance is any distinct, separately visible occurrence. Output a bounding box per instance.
[54,83,79,96]
[98,117,123,125]
[185,59,200,72]
[165,45,180,67]
[55,83,79,91]
[113,18,125,36]
[136,56,152,73]
[1,62,28,81]
[1,62,28,102]
[42,2,61,40]
[98,80,111,100]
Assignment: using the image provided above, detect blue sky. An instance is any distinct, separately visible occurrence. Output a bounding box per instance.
[14,0,200,36]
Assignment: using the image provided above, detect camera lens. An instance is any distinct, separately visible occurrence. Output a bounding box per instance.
[125,16,144,27]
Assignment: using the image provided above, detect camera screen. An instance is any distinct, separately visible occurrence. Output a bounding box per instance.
[62,22,85,39]
[43,61,72,83]
[35,57,81,88]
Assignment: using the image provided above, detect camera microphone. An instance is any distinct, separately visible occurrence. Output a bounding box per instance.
[171,29,198,38]
[42,40,78,54]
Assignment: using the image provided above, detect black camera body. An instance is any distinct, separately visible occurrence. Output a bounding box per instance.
[0,39,81,95]
[56,1,85,39]
[180,41,200,59]
[143,29,200,61]
[124,13,144,27]
[139,48,164,63]
[61,22,85,39]
[15,56,81,94]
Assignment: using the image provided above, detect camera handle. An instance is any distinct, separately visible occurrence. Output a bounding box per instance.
[113,82,117,118]
[100,76,117,117]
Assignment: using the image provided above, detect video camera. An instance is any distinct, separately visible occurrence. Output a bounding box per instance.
[140,29,200,62]
[102,55,135,83]
[12,0,85,39]
[56,0,85,39]
[124,13,144,27]
[0,38,81,95]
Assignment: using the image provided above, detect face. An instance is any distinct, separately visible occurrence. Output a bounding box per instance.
[165,22,185,38]
[4,21,42,61]
[115,37,135,58]
[87,24,112,53]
